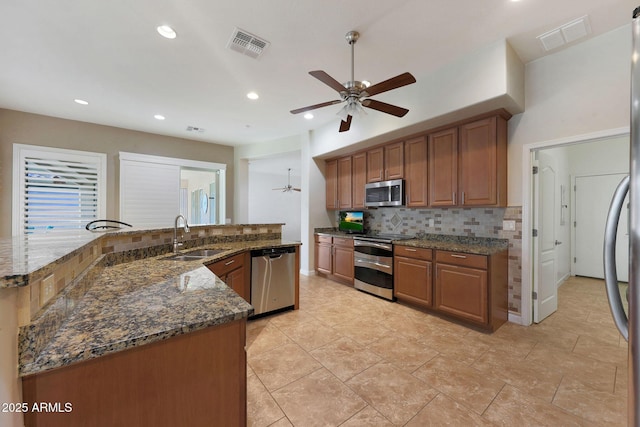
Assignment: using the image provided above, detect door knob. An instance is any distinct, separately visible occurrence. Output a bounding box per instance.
[555,240,562,245]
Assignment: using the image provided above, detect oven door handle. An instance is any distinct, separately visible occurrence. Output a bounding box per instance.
[355,259,392,270]
[354,241,392,250]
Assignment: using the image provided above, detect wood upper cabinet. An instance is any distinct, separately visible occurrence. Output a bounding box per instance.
[325,156,353,210]
[352,152,366,208]
[325,159,338,209]
[366,141,404,183]
[458,116,507,207]
[404,136,428,207]
[429,127,458,207]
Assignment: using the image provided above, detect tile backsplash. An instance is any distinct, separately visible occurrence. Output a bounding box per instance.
[364,207,505,238]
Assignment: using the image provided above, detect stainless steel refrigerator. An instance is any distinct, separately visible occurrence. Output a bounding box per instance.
[604,7,640,425]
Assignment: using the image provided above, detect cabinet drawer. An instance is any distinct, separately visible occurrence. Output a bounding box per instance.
[316,235,333,244]
[209,253,244,277]
[394,245,432,261]
[333,237,354,248]
[435,250,487,269]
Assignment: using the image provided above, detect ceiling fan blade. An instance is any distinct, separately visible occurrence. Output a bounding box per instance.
[362,99,409,117]
[309,70,347,93]
[363,72,416,97]
[290,99,343,114]
[293,188,301,192]
[339,115,352,132]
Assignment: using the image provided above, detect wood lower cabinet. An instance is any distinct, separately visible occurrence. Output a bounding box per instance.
[434,249,508,331]
[394,246,433,308]
[314,235,354,285]
[208,252,250,302]
[22,320,247,427]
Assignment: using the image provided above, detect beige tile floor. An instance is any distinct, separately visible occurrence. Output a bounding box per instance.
[246,275,628,426]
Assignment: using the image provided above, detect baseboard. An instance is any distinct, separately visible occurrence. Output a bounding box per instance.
[300,269,315,276]
[508,311,524,325]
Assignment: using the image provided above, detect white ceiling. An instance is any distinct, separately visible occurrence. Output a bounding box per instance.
[0,0,637,147]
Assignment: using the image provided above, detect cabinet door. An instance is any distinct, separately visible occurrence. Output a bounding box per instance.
[384,141,404,180]
[333,246,354,283]
[435,264,488,325]
[404,137,428,207]
[315,242,332,275]
[429,127,458,206]
[337,156,352,209]
[394,256,432,308]
[366,147,385,183]
[325,159,338,209]
[352,152,366,208]
[459,117,497,206]
[226,266,247,301]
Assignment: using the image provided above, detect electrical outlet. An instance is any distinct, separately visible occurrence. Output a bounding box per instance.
[428,218,435,227]
[503,220,516,231]
[40,274,56,305]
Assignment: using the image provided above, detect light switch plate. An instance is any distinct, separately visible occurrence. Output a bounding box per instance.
[503,220,516,231]
[428,218,434,227]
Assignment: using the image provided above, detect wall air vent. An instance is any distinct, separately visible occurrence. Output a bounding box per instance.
[227,28,270,59]
[186,126,205,133]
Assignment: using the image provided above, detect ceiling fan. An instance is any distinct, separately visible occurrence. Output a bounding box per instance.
[290,30,416,133]
[272,168,301,192]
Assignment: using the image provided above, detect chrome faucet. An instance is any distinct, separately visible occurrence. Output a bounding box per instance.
[173,214,190,252]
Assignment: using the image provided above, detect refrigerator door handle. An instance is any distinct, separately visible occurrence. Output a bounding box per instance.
[603,175,630,341]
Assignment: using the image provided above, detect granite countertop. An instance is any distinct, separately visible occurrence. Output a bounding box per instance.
[19,239,300,377]
[314,229,508,255]
[395,236,508,255]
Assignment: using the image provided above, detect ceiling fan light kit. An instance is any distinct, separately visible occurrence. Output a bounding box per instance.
[291,30,416,132]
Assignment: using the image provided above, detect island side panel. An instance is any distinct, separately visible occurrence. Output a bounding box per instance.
[22,319,246,427]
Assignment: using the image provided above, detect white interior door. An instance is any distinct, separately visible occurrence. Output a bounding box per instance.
[575,173,629,282]
[533,151,558,323]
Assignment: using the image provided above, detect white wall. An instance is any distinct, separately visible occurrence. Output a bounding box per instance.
[508,25,631,205]
[248,168,301,242]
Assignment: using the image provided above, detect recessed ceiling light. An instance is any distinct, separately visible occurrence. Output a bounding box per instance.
[74,99,89,105]
[157,25,177,39]
[154,114,165,120]
[304,113,314,120]
[247,92,259,100]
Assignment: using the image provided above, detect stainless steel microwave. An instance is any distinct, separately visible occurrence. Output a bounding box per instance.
[365,179,404,207]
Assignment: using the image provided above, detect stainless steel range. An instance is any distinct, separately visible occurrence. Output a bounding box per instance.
[353,234,410,300]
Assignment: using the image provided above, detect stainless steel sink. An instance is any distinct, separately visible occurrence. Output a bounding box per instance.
[162,248,228,261]
[183,249,228,257]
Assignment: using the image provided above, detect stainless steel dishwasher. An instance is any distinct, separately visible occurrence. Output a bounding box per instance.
[250,246,296,317]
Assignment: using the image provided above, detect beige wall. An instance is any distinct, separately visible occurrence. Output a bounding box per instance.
[0,109,235,237]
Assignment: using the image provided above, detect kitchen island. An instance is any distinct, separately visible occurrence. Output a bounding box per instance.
[1,224,298,427]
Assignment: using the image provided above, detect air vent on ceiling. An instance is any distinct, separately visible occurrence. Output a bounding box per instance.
[186,126,205,133]
[537,15,591,52]
[227,28,270,59]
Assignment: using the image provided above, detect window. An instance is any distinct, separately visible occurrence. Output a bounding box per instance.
[13,144,106,235]
[118,152,226,229]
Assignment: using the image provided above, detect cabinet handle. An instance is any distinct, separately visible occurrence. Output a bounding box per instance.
[461,192,465,205]
[453,192,456,204]
[404,248,417,252]
[225,259,235,266]
[451,254,467,259]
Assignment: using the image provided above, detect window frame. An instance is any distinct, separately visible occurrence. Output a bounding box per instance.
[12,144,107,236]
